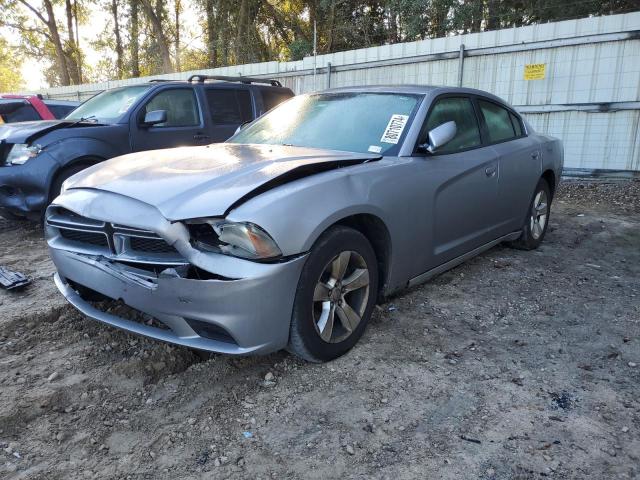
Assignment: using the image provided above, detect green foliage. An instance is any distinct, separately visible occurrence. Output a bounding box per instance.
[0,38,23,91]
[1,0,639,86]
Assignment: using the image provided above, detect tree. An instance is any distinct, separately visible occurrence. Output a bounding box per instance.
[0,38,23,91]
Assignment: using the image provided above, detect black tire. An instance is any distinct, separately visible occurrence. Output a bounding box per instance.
[42,162,93,225]
[49,162,93,205]
[509,177,552,250]
[288,226,378,362]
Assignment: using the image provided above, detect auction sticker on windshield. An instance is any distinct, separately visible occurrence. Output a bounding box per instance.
[380,114,409,144]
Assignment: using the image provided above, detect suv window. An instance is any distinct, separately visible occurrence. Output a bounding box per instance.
[143,89,199,127]
[424,97,481,153]
[0,101,39,123]
[205,89,252,125]
[261,89,292,112]
[478,100,517,143]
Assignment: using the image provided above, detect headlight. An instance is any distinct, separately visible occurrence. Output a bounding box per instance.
[6,144,42,165]
[187,219,282,260]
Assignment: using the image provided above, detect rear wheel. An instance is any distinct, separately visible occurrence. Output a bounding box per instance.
[288,226,378,362]
[509,177,551,250]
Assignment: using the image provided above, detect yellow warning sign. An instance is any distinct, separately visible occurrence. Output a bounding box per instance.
[524,63,546,80]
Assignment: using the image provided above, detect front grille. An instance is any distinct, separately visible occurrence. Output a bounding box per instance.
[129,236,178,254]
[59,229,109,247]
[47,207,184,262]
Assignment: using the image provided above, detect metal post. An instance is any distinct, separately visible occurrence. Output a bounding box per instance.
[326,62,332,89]
[458,44,465,87]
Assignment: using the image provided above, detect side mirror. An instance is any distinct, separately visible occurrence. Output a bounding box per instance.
[142,110,167,126]
[420,120,457,154]
[234,120,251,135]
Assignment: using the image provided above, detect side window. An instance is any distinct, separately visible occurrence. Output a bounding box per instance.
[478,100,517,143]
[0,102,40,123]
[143,89,199,127]
[509,111,523,137]
[205,89,253,125]
[261,89,292,112]
[424,97,481,154]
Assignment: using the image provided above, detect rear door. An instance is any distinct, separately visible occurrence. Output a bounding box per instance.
[203,86,254,142]
[130,86,208,151]
[414,95,502,269]
[475,98,542,234]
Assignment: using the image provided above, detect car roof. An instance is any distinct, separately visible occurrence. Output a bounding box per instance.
[318,84,510,105]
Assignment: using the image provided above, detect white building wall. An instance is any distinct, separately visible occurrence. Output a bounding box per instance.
[39,12,640,172]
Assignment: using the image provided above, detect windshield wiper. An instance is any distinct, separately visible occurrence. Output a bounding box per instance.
[67,115,99,127]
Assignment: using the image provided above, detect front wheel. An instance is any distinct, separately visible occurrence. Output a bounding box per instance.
[509,177,551,250]
[288,226,378,362]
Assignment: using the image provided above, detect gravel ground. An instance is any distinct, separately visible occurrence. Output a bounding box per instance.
[0,180,638,479]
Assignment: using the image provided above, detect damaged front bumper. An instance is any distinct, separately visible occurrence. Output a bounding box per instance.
[46,189,307,355]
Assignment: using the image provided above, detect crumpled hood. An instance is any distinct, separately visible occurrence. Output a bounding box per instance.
[65,143,380,220]
[0,120,65,144]
[0,119,101,144]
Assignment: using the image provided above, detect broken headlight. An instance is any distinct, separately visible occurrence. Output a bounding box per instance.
[6,144,42,165]
[187,219,282,260]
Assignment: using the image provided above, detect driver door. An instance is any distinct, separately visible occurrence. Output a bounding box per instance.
[417,96,502,269]
[131,87,208,151]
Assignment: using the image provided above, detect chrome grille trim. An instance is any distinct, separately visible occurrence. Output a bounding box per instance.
[46,207,186,265]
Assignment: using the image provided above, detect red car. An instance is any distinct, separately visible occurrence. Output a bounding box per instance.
[0,94,79,124]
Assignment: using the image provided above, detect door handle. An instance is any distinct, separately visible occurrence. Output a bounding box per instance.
[485,166,497,177]
[531,151,540,159]
[193,134,210,141]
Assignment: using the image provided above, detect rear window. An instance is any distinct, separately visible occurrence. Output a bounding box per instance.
[0,100,40,123]
[478,100,517,143]
[45,103,77,119]
[261,89,293,112]
[205,88,253,124]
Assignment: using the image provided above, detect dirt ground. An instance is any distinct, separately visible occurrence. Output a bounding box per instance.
[0,180,638,479]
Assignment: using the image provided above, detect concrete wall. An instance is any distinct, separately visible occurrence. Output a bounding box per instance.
[40,12,640,172]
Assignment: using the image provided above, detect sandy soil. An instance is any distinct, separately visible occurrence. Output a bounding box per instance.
[0,180,638,479]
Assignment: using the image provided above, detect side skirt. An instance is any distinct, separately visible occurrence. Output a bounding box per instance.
[407,231,522,288]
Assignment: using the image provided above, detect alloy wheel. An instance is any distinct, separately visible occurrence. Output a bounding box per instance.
[530,189,548,240]
[312,250,370,343]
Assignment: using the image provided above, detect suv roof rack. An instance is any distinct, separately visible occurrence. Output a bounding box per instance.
[187,74,282,87]
[148,79,172,82]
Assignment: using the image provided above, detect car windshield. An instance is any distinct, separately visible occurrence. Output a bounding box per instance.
[229,92,422,155]
[65,85,151,123]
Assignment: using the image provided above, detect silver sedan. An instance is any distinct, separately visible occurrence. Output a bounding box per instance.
[45,86,563,362]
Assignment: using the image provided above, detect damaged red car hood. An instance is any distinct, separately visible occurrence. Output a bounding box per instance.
[65,143,380,220]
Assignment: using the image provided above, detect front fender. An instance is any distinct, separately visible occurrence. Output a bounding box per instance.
[43,136,125,168]
[226,167,391,256]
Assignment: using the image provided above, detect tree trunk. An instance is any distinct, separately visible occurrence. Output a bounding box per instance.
[112,0,124,78]
[139,0,174,73]
[73,0,82,82]
[174,0,181,72]
[42,0,72,85]
[234,0,247,64]
[205,0,217,67]
[64,0,81,83]
[130,0,140,77]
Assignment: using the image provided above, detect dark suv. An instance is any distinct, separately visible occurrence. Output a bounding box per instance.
[0,75,293,219]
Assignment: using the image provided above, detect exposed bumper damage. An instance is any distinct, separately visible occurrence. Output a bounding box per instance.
[0,151,57,218]
[46,189,307,354]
